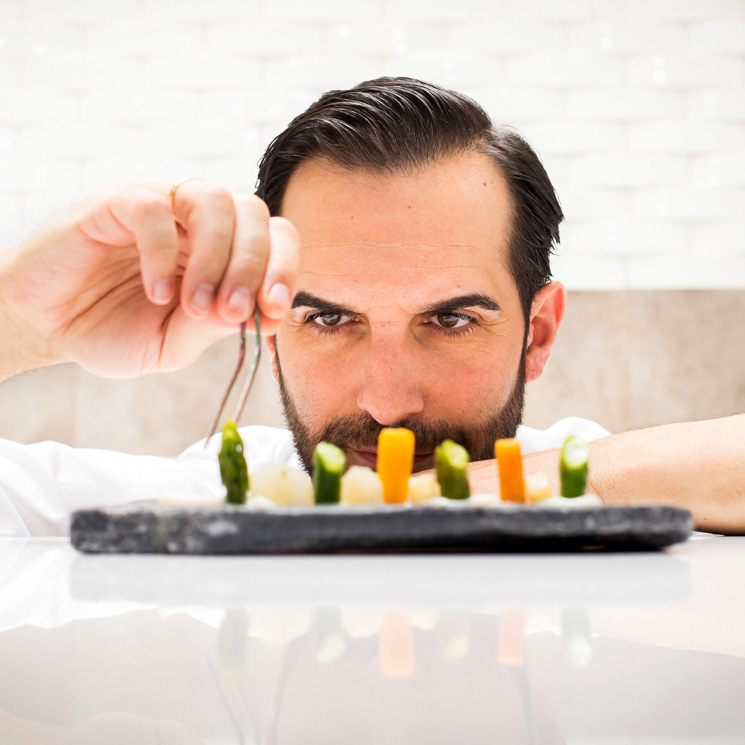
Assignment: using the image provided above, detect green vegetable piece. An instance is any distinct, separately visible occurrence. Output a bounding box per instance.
[435,439,471,500]
[560,435,589,498]
[219,420,249,505]
[313,442,346,504]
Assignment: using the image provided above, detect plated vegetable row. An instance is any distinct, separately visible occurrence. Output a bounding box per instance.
[217,421,592,508]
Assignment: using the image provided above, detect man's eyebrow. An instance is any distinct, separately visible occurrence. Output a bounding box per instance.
[291,291,501,316]
[291,291,355,315]
[420,293,501,315]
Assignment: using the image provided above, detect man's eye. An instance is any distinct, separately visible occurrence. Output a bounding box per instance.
[432,313,471,329]
[310,312,351,328]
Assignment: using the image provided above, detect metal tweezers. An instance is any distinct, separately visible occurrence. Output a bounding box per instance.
[205,308,262,444]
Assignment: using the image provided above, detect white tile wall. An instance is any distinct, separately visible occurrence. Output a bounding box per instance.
[627,0,741,21]
[23,0,141,25]
[628,121,745,152]
[1,88,78,126]
[628,54,743,88]
[689,89,745,120]
[0,0,743,289]
[449,22,564,54]
[145,0,263,24]
[691,221,745,256]
[562,218,688,256]
[505,0,625,22]
[565,88,684,119]
[691,20,745,54]
[691,153,745,187]
[508,52,626,88]
[568,21,687,53]
[390,0,500,22]
[570,153,688,187]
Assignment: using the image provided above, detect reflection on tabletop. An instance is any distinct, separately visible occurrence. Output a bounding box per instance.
[1,536,744,744]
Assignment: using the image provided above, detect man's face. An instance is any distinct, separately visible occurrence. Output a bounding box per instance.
[269,151,553,473]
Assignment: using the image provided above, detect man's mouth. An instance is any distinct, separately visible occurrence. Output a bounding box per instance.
[348,449,435,473]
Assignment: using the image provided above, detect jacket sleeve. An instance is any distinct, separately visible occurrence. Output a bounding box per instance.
[0,438,222,537]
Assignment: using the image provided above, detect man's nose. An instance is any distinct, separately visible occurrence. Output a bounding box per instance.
[356,336,425,426]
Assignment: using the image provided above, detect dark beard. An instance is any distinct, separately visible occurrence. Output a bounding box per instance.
[275,345,526,474]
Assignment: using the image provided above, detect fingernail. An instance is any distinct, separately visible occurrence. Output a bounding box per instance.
[268,283,290,311]
[153,279,174,304]
[227,287,251,318]
[191,284,214,315]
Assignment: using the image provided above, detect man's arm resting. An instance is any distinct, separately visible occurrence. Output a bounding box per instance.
[467,415,745,535]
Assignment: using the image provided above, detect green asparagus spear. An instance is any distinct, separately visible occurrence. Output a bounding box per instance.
[219,419,249,504]
[560,435,589,498]
[313,442,346,504]
[435,439,471,500]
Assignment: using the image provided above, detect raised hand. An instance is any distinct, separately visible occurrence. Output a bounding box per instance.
[0,180,299,380]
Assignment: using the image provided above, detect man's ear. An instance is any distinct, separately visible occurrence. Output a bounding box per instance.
[525,281,565,383]
[264,334,280,383]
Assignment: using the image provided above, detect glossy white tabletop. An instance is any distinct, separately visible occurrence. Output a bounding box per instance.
[1,535,744,744]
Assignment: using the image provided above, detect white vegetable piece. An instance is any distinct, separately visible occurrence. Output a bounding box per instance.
[246,494,279,510]
[341,465,384,505]
[469,492,501,507]
[534,494,603,508]
[524,471,553,503]
[419,496,463,508]
[407,472,441,504]
[250,463,313,506]
[158,492,226,507]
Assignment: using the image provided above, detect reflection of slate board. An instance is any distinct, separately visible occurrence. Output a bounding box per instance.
[70,548,693,607]
[71,501,693,554]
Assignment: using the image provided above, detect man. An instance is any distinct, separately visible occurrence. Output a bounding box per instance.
[0,78,743,536]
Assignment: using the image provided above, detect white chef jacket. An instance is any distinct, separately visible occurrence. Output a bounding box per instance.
[0,418,610,537]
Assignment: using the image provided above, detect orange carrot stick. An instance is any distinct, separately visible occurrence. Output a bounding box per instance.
[377,428,415,504]
[495,438,525,503]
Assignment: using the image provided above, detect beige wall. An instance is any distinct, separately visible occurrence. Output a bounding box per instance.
[2,290,743,456]
[525,290,745,433]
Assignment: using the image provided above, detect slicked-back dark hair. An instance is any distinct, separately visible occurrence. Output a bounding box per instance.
[255,77,563,322]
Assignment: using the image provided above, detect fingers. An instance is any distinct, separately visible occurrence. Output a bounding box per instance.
[113,180,297,326]
[214,194,271,324]
[255,217,300,335]
[171,180,236,320]
[96,185,180,306]
[171,185,298,330]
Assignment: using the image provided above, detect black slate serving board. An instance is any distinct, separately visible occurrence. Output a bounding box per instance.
[70,501,693,554]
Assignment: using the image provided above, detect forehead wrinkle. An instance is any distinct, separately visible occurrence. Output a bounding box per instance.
[301,242,482,249]
[299,244,499,271]
[299,263,495,277]
[299,243,498,268]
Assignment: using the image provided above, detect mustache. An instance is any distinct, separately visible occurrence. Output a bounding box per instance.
[317,414,471,454]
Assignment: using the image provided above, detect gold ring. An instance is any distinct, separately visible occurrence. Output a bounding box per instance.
[168,176,194,226]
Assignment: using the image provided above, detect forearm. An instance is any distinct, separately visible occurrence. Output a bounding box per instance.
[468,415,745,535]
[0,244,62,382]
[585,416,745,534]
